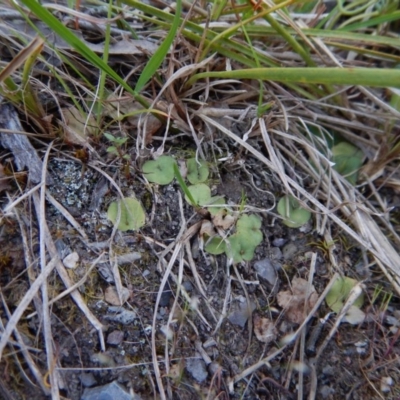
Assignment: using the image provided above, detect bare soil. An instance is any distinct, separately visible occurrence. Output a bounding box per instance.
[1,138,400,400]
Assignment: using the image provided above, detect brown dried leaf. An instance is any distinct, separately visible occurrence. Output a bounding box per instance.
[60,106,97,145]
[104,94,162,143]
[277,277,318,324]
[212,209,236,230]
[253,315,277,344]
[199,220,215,237]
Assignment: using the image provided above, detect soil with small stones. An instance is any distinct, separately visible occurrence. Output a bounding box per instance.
[1,143,400,400]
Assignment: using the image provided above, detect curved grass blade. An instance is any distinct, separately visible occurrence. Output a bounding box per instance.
[173,163,196,207]
[338,10,400,31]
[133,0,182,93]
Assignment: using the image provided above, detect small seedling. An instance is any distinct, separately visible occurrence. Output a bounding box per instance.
[142,155,263,263]
[104,132,130,160]
[277,195,311,228]
[326,276,364,314]
[142,155,176,184]
[227,214,263,263]
[107,197,146,231]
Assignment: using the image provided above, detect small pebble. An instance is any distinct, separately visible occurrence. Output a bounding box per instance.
[319,385,335,399]
[142,269,150,277]
[253,258,278,286]
[380,376,393,393]
[269,247,283,260]
[282,242,298,260]
[208,362,223,376]
[228,300,256,328]
[107,330,124,346]
[63,252,79,269]
[385,316,400,327]
[105,308,137,325]
[272,238,287,247]
[104,286,131,306]
[186,358,208,383]
[81,380,133,400]
[79,372,97,387]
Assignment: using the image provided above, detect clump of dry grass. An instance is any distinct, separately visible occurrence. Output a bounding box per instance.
[0,0,399,398]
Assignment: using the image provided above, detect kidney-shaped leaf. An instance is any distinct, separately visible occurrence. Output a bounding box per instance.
[186,183,211,206]
[107,197,146,231]
[186,157,209,184]
[277,195,311,228]
[227,233,258,263]
[332,142,364,185]
[235,214,263,246]
[205,236,226,255]
[142,155,176,185]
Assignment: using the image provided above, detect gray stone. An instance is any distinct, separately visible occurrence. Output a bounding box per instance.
[107,330,124,345]
[186,357,208,383]
[272,238,287,247]
[269,246,283,260]
[319,385,335,399]
[282,242,298,260]
[79,372,97,387]
[142,269,150,277]
[81,381,133,400]
[105,308,137,324]
[253,258,279,286]
[228,300,256,328]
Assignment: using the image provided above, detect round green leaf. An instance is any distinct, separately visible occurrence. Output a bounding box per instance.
[236,215,263,246]
[107,197,146,231]
[236,214,262,231]
[185,184,211,206]
[142,155,176,185]
[326,277,364,314]
[332,142,364,185]
[187,158,209,184]
[277,195,311,228]
[205,236,226,255]
[227,233,258,263]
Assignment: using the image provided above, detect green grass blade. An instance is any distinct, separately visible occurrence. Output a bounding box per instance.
[128,2,323,99]
[173,164,197,207]
[187,67,400,88]
[17,0,150,108]
[262,13,315,67]
[133,0,182,93]
[338,10,400,31]
[211,0,228,20]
